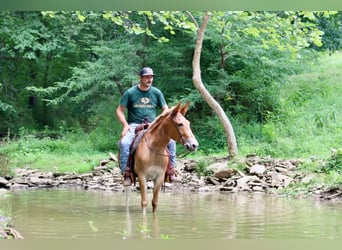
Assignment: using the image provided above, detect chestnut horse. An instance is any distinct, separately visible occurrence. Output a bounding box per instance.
[127,101,198,214]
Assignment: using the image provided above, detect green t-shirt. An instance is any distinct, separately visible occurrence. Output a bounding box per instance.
[120,85,167,124]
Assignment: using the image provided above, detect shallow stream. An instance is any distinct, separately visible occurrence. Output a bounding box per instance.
[4,188,342,239]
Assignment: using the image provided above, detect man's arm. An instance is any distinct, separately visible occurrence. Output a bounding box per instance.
[161,105,169,113]
[116,105,130,138]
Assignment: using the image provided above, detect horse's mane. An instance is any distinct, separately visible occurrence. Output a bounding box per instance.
[148,106,176,132]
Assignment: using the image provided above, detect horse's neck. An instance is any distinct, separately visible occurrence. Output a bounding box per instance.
[146,122,171,149]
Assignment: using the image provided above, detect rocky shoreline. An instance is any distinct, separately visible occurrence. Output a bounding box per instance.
[0,153,340,199]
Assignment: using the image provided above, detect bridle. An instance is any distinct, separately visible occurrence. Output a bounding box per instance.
[142,113,185,156]
[170,115,185,146]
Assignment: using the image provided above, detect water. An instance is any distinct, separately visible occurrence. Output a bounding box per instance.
[3,188,342,239]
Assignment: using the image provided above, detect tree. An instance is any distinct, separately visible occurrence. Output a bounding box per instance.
[191,12,238,157]
[189,11,335,156]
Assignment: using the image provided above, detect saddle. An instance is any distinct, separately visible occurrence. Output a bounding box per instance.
[123,119,175,186]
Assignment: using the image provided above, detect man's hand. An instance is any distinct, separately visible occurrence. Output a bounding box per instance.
[120,125,130,138]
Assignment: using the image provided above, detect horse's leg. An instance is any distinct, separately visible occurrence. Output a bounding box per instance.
[152,176,164,213]
[138,176,148,214]
[152,212,159,238]
[125,206,132,239]
[125,186,130,210]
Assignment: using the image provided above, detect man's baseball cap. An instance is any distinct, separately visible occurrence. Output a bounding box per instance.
[140,67,155,76]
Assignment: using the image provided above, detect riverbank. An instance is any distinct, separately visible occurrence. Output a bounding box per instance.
[1,153,340,200]
[2,153,342,239]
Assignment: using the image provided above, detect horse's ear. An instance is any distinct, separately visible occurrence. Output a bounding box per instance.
[180,101,190,115]
[171,102,182,117]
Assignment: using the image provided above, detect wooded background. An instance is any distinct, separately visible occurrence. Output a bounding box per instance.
[1,11,341,155]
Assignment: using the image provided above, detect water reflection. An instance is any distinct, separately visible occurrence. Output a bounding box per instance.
[5,188,342,239]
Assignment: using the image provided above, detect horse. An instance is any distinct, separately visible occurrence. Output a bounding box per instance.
[127,101,198,214]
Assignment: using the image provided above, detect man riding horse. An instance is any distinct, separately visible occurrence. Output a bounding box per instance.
[116,67,180,186]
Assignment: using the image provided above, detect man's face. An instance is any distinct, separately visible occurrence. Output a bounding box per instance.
[140,75,154,87]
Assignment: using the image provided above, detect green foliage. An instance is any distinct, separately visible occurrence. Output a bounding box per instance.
[195,160,214,177]
[257,51,342,158]
[1,10,341,161]
[0,99,15,113]
[160,234,174,240]
[0,193,12,235]
[88,220,98,233]
[281,153,342,197]
[101,11,195,42]
[315,12,342,51]
[323,149,342,173]
[87,98,121,152]
[0,153,12,176]
[0,128,109,173]
[192,116,227,154]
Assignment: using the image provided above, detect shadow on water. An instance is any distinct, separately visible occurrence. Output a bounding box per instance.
[4,188,342,239]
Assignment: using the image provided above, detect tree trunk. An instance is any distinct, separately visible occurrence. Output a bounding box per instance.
[191,12,238,157]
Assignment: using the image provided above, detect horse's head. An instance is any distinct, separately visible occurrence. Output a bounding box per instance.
[170,101,199,152]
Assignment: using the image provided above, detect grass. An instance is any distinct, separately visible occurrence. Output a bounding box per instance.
[0,131,113,174]
[0,192,12,239]
[238,51,342,159]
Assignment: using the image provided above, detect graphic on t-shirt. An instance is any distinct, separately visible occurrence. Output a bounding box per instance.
[140,97,150,104]
[133,97,154,108]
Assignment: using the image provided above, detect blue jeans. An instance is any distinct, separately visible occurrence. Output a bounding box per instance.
[118,123,176,174]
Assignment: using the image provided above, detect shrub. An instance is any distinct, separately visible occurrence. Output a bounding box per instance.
[323,148,342,173]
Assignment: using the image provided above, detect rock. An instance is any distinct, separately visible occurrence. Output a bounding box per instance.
[197,179,206,187]
[0,155,321,199]
[249,164,266,175]
[109,152,118,162]
[206,176,221,185]
[325,191,342,200]
[270,171,293,188]
[213,169,236,181]
[236,176,260,191]
[245,154,260,166]
[0,226,24,239]
[93,165,110,172]
[275,166,288,174]
[7,183,29,190]
[301,174,315,184]
[79,173,93,179]
[198,186,210,192]
[219,186,234,192]
[252,186,264,192]
[206,162,228,172]
[183,160,197,172]
[222,179,236,187]
[0,177,9,187]
[60,174,80,181]
[100,159,110,166]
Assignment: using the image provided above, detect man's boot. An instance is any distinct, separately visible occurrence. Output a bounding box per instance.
[122,166,133,186]
[165,162,181,183]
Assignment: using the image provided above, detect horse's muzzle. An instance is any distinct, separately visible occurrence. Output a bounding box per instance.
[184,139,199,152]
